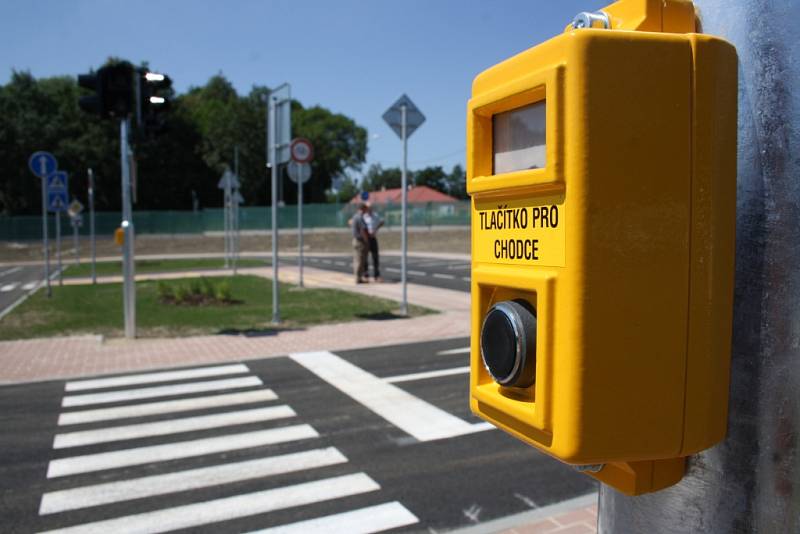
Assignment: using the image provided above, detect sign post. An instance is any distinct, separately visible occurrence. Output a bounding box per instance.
[383,95,425,315]
[28,151,57,297]
[120,118,136,339]
[289,138,313,288]
[218,169,240,270]
[88,168,96,284]
[47,171,69,287]
[68,199,85,266]
[266,83,291,323]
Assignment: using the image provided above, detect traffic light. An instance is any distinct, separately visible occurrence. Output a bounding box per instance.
[77,63,135,119]
[468,0,737,495]
[137,70,172,133]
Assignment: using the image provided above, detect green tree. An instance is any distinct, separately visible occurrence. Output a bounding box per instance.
[361,163,402,192]
[292,103,367,204]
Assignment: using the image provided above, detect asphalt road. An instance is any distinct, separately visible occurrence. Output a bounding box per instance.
[0,264,55,316]
[282,254,471,293]
[0,337,595,533]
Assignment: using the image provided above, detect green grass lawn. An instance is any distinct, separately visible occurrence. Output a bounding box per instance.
[64,258,265,278]
[0,275,432,340]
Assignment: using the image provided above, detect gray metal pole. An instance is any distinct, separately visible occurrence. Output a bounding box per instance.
[298,173,304,288]
[270,95,280,323]
[40,166,51,298]
[224,177,230,269]
[234,146,240,274]
[72,217,79,266]
[89,168,96,285]
[400,104,408,316]
[55,211,62,286]
[120,118,136,339]
[598,1,800,532]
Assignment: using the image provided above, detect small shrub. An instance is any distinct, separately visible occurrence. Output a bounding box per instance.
[215,280,232,302]
[157,281,174,302]
[158,277,237,306]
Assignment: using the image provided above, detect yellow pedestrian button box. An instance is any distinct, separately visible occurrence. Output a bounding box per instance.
[468,0,737,495]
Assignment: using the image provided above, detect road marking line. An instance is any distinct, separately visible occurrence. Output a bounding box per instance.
[22,281,37,290]
[58,389,278,426]
[290,351,491,442]
[38,473,380,534]
[47,424,319,478]
[411,260,450,267]
[322,259,332,264]
[462,276,472,282]
[62,376,263,407]
[437,347,471,355]
[432,273,456,280]
[384,367,470,383]
[66,364,251,391]
[446,264,471,271]
[54,405,296,449]
[39,447,348,515]
[65,363,250,391]
[0,266,22,278]
[386,267,400,273]
[334,261,346,266]
[247,501,419,534]
[0,282,20,292]
[407,270,426,276]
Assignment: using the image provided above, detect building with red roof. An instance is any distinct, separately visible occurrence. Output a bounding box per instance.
[349,185,458,205]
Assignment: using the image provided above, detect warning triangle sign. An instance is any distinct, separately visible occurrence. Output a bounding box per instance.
[48,174,66,191]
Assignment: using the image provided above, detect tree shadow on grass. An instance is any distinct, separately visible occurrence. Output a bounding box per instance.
[355,311,410,321]
[216,326,305,337]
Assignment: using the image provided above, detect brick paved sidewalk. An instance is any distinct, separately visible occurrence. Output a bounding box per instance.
[0,264,469,384]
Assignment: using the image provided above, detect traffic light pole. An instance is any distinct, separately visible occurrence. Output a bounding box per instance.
[269,93,280,324]
[120,118,136,339]
[598,0,800,531]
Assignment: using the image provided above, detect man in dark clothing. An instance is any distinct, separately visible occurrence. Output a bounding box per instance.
[351,203,370,283]
[363,203,384,282]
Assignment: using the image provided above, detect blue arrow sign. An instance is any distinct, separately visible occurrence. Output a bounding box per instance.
[28,151,58,178]
[47,171,68,192]
[48,190,69,212]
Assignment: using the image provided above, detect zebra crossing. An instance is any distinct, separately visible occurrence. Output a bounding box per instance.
[36,362,419,533]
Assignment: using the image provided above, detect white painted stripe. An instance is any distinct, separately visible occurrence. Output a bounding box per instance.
[1,282,20,292]
[0,266,22,278]
[407,270,426,276]
[384,366,470,383]
[39,447,348,515]
[54,405,295,448]
[290,351,491,442]
[437,347,471,355]
[386,267,400,273]
[334,261,346,266]
[249,501,419,534]
[39,473,380,534]
[432,273,456,280]
[59,389,278,426]
[462,276,472,282]
[62,376,262,407]
[22,281,37,290]
[47,424,318,478]
[65,364,251,391]
[411,260,449,267]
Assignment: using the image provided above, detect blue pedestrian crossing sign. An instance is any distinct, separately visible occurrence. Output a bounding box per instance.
[28,151,58,178]
[47,171,68,192]
[47,171,69,212]
[48,190,69,212]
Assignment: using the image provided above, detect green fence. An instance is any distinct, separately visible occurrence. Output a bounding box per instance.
[0,201,471,241]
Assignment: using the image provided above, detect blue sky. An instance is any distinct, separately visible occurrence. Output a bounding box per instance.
[2,0,606,181]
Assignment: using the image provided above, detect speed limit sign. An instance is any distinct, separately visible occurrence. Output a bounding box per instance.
[290,138,314,163]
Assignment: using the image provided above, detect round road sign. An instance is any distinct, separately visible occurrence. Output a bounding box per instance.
[28,151,58,178]
[287,161,312,184]
[290,138,314,164]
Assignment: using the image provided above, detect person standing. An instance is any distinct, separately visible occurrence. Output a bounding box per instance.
[350,203,370,283]
[363,203,384,282]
